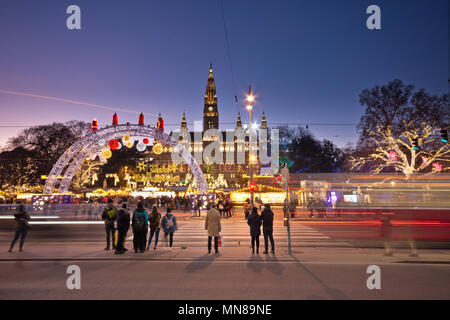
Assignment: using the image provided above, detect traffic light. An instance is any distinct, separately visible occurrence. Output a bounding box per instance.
[412,137,419,150]
[441,128,448,143]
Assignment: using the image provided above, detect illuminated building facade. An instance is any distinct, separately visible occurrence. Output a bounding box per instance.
[135,65,271,190]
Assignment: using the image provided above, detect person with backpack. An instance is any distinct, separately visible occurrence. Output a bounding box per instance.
[132,202,149,253]
[161,207,177,250]
[261,204,275,254]
[147,206,161,250]
[115,202,130,254]
[8,204,31,252]
[247,206,262,255]
[205,203,221,254]
[101,199,118,251]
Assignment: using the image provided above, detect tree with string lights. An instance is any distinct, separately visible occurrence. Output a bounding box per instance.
[350,79,449,177]
[350,121,449,178]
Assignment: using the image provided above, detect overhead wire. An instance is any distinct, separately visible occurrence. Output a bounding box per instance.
[220,0,239,113]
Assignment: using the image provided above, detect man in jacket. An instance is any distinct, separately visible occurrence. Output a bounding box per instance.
[101,199,118,251]
[205,203,221,254]
[261,204,275,254]
[115,202,130,254]
[161,207,177,250]
[8,204,31,252]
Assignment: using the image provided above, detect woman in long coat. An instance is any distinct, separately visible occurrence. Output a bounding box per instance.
[205,203,221,254]
[247,206,262,254]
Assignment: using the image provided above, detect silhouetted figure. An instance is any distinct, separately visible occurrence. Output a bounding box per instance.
[132,202,148,253]
[261,204,275,254]
[247,206,262,254]
[102,199,117,250]
[115,202,130,254]
[8,204,31,252]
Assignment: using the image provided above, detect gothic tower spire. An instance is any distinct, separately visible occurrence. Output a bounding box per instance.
[181,112,187,130]
[261,112,267,129]
[203,64,219,131]
[236,112,242,129]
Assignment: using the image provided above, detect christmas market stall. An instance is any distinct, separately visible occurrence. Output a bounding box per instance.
[230,184,286,205]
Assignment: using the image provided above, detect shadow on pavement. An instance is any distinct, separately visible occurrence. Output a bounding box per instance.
[185,253,216,273]
[291,255,349,300]
[246,254,285,275]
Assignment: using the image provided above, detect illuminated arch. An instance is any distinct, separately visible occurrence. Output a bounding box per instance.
[43,124,208,194]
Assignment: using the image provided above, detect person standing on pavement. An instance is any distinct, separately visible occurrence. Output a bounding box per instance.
[8,204,31,252]
[132,202,148,253]
[197,199,203,217]
[102,199,118,251]
[225,199,232,218]
[218,200,225,219]
[147,206,161,250]
[247,206,262,254]
[115,202,130,254]
[205,203,221,255]
[161,207,177,250]
[261,204,275,254]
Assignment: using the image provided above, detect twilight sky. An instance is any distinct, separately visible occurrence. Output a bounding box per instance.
[0,0,448,149]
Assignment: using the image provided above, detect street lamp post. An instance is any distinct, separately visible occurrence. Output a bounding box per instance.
[246,85,255,205]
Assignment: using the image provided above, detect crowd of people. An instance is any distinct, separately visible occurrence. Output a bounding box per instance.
[6,195,275,256]
[101,198,178,254]
[97,196,274,256]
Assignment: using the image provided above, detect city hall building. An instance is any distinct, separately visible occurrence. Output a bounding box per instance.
[133,65,272,191]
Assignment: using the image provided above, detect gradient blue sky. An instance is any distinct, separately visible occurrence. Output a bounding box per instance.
[0,0,448,149]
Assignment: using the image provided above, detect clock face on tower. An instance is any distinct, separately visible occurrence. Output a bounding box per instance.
[208,107,213,112]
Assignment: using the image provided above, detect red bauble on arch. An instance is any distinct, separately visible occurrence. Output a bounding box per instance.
[108,139,120,150]
[143,138,150,145]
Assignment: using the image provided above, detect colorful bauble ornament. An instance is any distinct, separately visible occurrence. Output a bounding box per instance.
[125,141,133,148]
[101,149,112,159]
[117,142,122,150]
[136,143,146,152]
[143,138,150,145]
[98,139,106,147]
[152,143,163,154]
[388,151,397,161]
[432,162,443,173]
[109,139,120,150]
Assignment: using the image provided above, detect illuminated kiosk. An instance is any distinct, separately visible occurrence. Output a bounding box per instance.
[230,184,286,205]
[43,115,208,195]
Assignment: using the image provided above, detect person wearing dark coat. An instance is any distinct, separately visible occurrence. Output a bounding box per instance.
[8,204,31,252]
[247,206,262,254]
[261,204,275,254]
[115,203,130,254]
[101,199,118,250]
[132,202,149,253]
[147,206,161,250]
